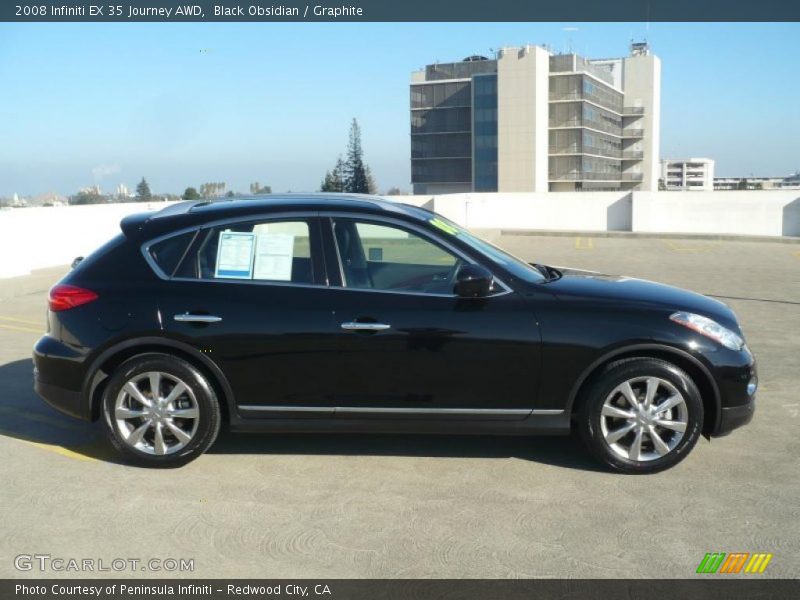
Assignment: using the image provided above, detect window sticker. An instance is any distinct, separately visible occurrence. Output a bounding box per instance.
[253,233,295,281]
[214,231,255,279]
[429,217,460,236]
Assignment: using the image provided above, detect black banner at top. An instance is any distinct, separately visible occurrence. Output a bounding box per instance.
[2,0,800,22]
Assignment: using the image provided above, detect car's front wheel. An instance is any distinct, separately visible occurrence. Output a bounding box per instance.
[102,353,221,467]
[577,358,703,474]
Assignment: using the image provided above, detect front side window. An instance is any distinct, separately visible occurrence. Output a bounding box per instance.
[181,219,314,284]
[332,219,463,295]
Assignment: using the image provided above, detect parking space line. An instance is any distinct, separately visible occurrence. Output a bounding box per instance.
[663,240,711,253]
[574,237,594,250]
[0,315,41,326]
[0,428,98,462]
[0,322,41,334]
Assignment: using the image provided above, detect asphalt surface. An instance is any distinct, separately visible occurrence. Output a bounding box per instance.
[0,233,798,579]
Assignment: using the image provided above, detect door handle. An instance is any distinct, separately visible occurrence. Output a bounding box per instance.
[341,321,391,331]
[174,313,223,323]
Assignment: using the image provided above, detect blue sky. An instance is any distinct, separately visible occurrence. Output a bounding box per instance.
[0,22,798,196]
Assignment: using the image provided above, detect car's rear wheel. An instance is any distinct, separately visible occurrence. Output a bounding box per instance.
[102,353,221,467]
[577,358,703,474]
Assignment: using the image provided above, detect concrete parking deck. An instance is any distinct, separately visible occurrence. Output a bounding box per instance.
[0,234,798,579]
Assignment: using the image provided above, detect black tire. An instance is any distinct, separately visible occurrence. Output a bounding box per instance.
[101,353,221,467]
[577,358,703,474]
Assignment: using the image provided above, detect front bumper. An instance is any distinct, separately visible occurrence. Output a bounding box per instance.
[714,398,755,437]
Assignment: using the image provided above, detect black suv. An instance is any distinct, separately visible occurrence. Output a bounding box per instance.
[33,195,757,472]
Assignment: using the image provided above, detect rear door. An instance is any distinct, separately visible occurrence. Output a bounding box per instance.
[155,213,338,418]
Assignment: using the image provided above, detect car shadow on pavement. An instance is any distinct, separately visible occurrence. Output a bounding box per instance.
[209,429,603,472]
[0,358,120,463]
[0,358,602,472]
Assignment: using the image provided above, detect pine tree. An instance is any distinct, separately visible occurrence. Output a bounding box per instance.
[344,119,369,194]
[365,165,378,195]
[321,156,346,192]
[135,177,152,202]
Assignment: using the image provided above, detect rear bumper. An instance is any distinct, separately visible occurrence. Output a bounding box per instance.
[33,335,91,421]
[33,373,89,421]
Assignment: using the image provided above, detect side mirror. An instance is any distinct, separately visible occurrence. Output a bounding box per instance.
[454,264,493,298]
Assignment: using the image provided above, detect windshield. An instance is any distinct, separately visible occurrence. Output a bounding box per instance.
[428,217,546,283]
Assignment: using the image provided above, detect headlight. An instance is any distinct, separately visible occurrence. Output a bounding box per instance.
[670,311,745,351]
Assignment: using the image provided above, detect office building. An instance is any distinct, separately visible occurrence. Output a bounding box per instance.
[410,42,661,194]
[661,158,715,191]
[714,173,800,191]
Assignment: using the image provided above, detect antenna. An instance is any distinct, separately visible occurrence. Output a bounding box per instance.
[563,26,578,54]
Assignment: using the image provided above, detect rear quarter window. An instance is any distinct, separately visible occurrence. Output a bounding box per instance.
[147,230,197,277]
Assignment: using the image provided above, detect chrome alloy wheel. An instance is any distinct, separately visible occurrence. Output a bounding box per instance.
[114,371,199,456]
[599,376,688,462]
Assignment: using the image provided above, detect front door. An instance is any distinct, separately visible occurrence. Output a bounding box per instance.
[323,217,541,418]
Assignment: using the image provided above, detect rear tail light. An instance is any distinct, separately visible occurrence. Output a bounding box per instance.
[48,284,99,312]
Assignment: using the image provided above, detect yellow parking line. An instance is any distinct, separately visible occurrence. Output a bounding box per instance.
[574,237,594,250]
[663,240,711,253]
[793,249,800,257]
[0,323,41,334]
[0,315,41,326]
[1,430,97,462]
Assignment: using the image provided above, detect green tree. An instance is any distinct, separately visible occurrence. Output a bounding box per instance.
[135,177,152,202]
[344,118,369,194]
[320,156,346,192]
[182,187,200,200]
[226,190,236,198]
[70,190,106,205]
[386,187,402,196]
[365,165,378,195]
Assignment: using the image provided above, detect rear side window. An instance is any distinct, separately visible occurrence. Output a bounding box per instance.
[182,219,314,284]
[148,231,197,277]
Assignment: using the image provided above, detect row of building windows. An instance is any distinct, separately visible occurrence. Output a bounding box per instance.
[549,74,623,113]
[411,107,472,134]
[410,81,471,110]
[549,155,623,180]
[549,129,622,158]
[411,158,472,183]
[411,133,472,159]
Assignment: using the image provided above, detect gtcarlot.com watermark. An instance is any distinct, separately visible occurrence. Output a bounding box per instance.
[14,554,194,573]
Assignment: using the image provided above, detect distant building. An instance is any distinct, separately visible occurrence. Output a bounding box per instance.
[410,41,661,193]
[660,158,715,191]
[116,183,131,198]
[714,173,800,191]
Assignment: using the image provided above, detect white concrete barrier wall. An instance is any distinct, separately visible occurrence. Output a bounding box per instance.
[401,191,800,237]
[0,202,177,278]
[2,192,799,279]
[424,192,633,232]
[632,191,800,237]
